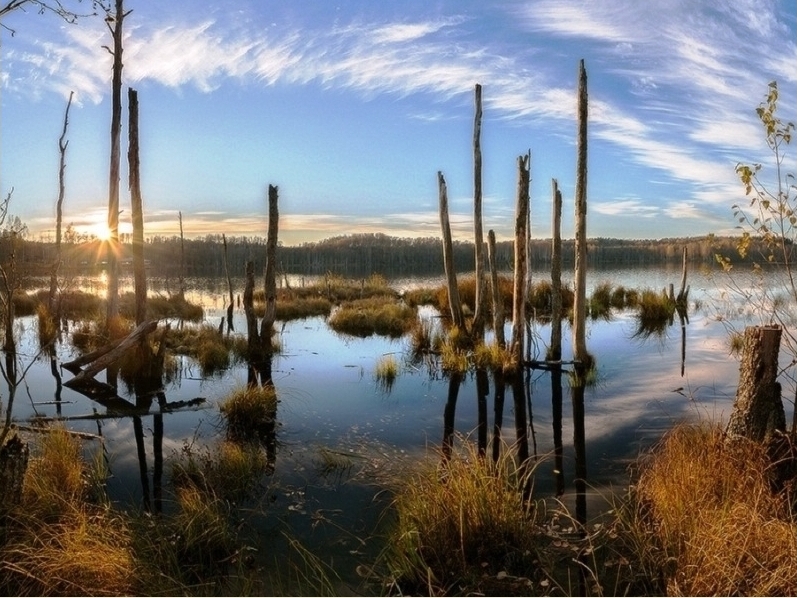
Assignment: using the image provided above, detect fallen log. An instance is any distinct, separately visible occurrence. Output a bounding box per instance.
[62,335,126,373]
[64,320,157,385]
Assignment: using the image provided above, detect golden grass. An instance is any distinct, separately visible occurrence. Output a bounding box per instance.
[628,423,797,596]
[375,354,399,392]
[275,296,332,321]
[386,439,541,594]
[472,341,515,374]
[219,385,278,443]
[167,324,235,375]
[328,296,417,338]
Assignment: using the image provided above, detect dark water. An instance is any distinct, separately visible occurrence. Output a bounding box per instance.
[4,266,794,586]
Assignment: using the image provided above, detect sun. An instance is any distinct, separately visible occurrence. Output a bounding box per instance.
[92,223,112,242]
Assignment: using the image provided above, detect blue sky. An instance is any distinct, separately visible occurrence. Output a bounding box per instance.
[1,0,795,245]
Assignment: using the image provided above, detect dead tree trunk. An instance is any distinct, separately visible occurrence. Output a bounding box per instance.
[128,87,147,326]
[726,325,786,442]
[438,171,466,331]
[178,211,186,299]
[243,260,260,357]
[472,83,486,339]
[49,91,73,322]
[105,0,127,326]
[222,234,234,333]
[572,59,590,369]
[511,153,530,366]
[259,184,279,348]
[487,229,505,348]
[65,320,157,385]
[550,178,563,361]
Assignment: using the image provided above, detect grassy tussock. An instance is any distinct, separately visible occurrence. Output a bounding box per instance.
[628,423,797,596]
[328,296,417,338]
[375,354,399,391]
[386,440,541,594]
[473,342,516,374]
[275,296,332,321]
[36,303,58,349]
[633,289,676,338]
[219,385,278,443]
[167,324,238,375]
[119,292,204,322]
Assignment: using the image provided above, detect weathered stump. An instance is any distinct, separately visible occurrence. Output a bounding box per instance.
[0,435,29,515]
[726,325,785,442]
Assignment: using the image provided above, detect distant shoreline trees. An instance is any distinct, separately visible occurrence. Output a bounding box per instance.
[6,232,789,280]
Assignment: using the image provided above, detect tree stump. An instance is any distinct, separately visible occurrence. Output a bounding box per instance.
[0,435,29,515]
[726,325,785,442]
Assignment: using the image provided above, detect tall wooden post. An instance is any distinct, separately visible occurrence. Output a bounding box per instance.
[222,234,234,333]
[438,171,465,331]
[128,87,146,326]
[178,211,186,299]
[472,83,486,339]
[487,229,505,348]
[550,178,563,361]
[105,0,126,325]
[572,59,589,367]
[260,185,279,347]
[511,153,530,366]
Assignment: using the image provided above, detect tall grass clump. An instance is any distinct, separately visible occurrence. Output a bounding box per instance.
[275,296,332,321]
[626,423,797,596]
[167,324,236,375]
[473,342,515,374]
[328,296,416,338]
[219,384,278,443]
[0,427,138,596]
[374,354,399,392]
[589,282,614,320]
[633,289,675,338]
[36,303,58,349]
[386,440,541,594]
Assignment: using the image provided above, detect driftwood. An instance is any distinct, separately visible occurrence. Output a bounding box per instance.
[64,320,157,386]
[572,59,589,368]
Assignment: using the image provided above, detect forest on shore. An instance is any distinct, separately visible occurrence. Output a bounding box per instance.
[6,231,782,279]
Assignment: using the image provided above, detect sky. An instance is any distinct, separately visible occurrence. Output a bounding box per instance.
[1,0,795,246]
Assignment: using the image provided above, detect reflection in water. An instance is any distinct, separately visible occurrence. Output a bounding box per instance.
[551,367,565,496]
[492,371,506,464]
[571,376,587,527]
[442,372,462,461]
[476,369,488,457]
[247,355,278,472]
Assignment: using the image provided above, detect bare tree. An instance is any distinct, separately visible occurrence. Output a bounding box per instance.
[102,0,130,327]
[0,0,97,35]
[49,91,73,321]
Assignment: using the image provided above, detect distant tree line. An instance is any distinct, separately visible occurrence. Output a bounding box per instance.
[5,231,792,280]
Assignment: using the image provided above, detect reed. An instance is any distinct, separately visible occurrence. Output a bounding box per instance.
[219,384,278,443]
[374,354,399,391]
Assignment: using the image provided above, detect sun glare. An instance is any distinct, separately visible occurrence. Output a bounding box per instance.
[93,224,112,242]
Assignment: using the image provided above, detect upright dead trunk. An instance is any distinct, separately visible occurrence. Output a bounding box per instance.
[259,185,279,347]
[243,260,260,356]
[438,171,466,331]
[105,0,126,325]
[511,153,530,366]
[178,211,186,299]
[572,59,589,368]
[726,325,785,442]
[487,229,505,348]
[127,87,146,326]
[222,234,234,333]
[49,91,73,321]
[550,178,563,361]
[472,83,486,338]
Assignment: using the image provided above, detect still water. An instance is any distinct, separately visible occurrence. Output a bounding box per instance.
[3,265,795,580]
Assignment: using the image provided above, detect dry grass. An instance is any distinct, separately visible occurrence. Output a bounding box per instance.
[167,324,237,375]
[375,354,399,392]
[219,385,278,443]
[385,439,542,594]
[0,427,139,596]
[328,296,417,338]
[628,423,797,596]
[472,341,516,374]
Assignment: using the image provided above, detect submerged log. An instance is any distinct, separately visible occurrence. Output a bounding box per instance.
[64,320,157,386]
[726,325,786,443]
